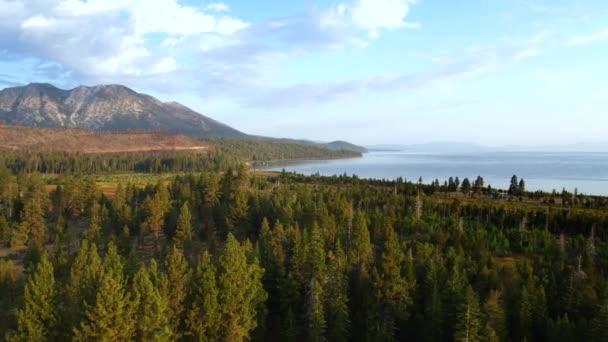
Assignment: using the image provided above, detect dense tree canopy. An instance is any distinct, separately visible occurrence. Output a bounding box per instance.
[0,154,608,341]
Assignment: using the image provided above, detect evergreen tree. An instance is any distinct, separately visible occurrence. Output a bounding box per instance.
[483,290,506,341]
[131,264,172,341]
[308,278,327,342]
[84,201,101,243]
[350,212,373,271]
[473,176,484,193]
[454,286,482,342]
[72,269,135,341]
[424,281,444,341]
[461,178,472,194]
[370,222,412,340]
[102,241,123,283]
[519,286,533,340]
[142,190,170,252]
[218,234,266,342]
[186,251,220,341]
[10,253,55,342]
[174,202,193,246]
[164,245,191,338]
[326,243,350,342]
[65,240,103,331]
[14,197,46,246]
[509,175,519,195]
[308,223,326,282]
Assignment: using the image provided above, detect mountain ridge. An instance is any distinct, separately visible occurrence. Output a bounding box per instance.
[0,82,244,138]
[0,82,367,154]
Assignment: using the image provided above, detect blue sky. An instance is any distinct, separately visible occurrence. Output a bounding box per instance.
[1,0,607,145]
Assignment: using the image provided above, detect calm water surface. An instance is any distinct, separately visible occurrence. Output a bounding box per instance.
[262,151,608,196]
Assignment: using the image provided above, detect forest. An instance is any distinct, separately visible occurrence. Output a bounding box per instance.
[0,154,607,341]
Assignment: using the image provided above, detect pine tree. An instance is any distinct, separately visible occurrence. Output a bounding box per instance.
[186,251,220,341]
[72,269,135,341]
[174,202,193,246]
[519,286,533,340]
[483,290,506,341]
[308,278,327,342]
[454,286,482,342]
[350,212,372,271]
[84,201,101,243]
[65,240,103,331]
[308,223,326,282]
[509,175,519,195]
[326,243,350,342]
[371,222,411,339]
[218,234,266,342]
[102,241,123,283]
[424,282,444,342]
[13,196,46,246]
[164,245,191,338]
[131,264,172,341]
[461,178,472,194]
[142,191,170,253]
[10,253,55,342]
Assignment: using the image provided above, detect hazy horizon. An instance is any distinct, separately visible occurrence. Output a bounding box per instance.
[1,0,607,145]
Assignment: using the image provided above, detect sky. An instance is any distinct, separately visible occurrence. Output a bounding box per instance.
[0,0,607,145]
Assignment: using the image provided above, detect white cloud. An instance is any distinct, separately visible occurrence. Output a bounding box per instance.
[56,0,128,16]
[21,16,57,29]
[205,2,229,12]
[352,0,419,31]
[130,0,247,36]
[322,0,419,37]
[1,0,251,85]
[568,29,608,46]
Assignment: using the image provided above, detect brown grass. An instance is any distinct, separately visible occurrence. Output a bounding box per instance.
[0,125,209,154]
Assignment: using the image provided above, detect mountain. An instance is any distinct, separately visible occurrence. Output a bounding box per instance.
[325,140,368,153]
[0,83,243,137]
[0,125,209,154]
[249,137,367,154]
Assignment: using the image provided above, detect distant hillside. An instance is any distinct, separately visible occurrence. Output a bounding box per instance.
[0,83,243,137]
[325,140,368,153]
[206,138,362,162]
[0,125,209,154]
[248,137,367,154]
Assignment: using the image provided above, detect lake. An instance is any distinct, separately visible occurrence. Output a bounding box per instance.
[262,151,608,196]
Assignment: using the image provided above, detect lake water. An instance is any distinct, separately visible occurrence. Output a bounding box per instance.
[262,151,608,196]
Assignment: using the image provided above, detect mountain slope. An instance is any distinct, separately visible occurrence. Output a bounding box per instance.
[0,83,243,137]
[0,125,209,154]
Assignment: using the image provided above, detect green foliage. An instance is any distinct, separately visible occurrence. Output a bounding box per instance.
[174,202,193,245]
[454,286,482,342]
[164,245,191,338]
[72,267,135,341]
[308,278,327,342]
[206,138,362,162]
[9,253,55,342]
[186,251,220,341]
[131,264,172,341]
[218,234,267,342]
[1,161,608,342]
